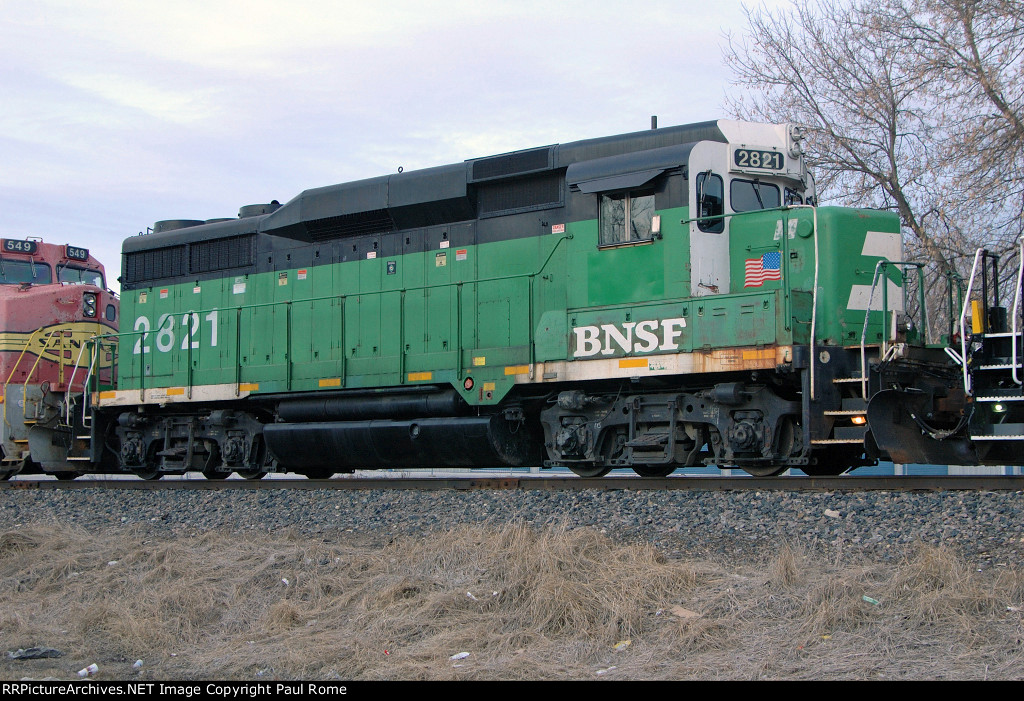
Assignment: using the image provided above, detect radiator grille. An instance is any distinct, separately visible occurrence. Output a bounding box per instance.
[472,147,551,181]
[478,173,562,216]
[189,235,255,273]
[123,245,185,285]
[305,209,396,241]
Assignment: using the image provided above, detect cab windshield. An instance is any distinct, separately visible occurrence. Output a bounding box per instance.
[0,259,52,285]
[58,265,104,288]
[731,178,781,212]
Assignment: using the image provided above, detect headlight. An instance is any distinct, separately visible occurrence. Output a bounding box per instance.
[83,293,97,318]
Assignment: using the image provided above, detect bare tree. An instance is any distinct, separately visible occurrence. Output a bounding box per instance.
[724,0,1024,329]
[879,0,1024,258]
[727,1,1023,248]
[725,0,954,270]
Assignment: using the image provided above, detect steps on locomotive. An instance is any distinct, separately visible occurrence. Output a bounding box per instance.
[22,400,41,425]
[967,341,1024,443]
[65,436,93,462]
[966,328,1023,398]
[818,347,871,420]
[812,396,869,446]
[965,322,1024,444]
[53,413,96,463]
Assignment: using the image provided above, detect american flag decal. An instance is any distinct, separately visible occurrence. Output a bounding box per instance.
[744,251,782,287]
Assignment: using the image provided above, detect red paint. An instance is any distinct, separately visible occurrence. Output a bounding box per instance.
[0,241,118,393]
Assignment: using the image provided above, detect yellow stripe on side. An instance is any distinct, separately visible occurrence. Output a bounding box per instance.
[318,378,342,388]
[239,383,260,392]
[618,358,649,368]
[408,372,433,382]
[741,349,775,361]
[504,365,529,375]
[165,387,185,396]
[98,391,117,400]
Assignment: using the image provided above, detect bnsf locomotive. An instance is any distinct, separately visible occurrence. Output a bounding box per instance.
[0,239,117,479]
[25,120,1024,479]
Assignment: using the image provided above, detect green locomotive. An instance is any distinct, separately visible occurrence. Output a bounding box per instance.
[85,119,1014,479]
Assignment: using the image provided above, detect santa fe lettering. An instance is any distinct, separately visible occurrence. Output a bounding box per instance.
[572,318,687,358]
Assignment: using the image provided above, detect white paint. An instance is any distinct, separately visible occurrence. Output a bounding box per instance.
[846,279,905,312]
[861,231,902,261]
[689,140,732,297]
[572,318,687,358]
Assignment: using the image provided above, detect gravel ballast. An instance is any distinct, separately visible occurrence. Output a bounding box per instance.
[2,485,1021,566]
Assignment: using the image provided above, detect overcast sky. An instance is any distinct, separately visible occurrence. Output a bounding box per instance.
[2,1,783,289]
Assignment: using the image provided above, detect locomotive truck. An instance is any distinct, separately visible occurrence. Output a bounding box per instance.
[32,119,1024,478]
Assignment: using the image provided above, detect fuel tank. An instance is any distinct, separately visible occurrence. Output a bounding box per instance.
[263,413,540,469]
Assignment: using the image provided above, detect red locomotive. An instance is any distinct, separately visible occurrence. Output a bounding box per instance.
[0,238,118,479]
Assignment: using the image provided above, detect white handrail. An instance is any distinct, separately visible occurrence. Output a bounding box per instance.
[1013,237,1023,385]
[65,336,100,427]
[786,205,820,399]
[859,259,888,400]
[958,249,985,396]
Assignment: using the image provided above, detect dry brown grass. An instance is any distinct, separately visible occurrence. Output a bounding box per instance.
[0,522,1022,680]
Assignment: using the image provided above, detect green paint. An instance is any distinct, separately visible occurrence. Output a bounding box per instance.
[111,204,901,405]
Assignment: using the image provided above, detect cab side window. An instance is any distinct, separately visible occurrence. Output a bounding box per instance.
[695,171,724,233]
[599,189,655,246]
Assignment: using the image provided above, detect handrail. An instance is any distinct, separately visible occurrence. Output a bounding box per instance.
[2,327,48,434]
[63,341,92,426]
[792,206,820,400]
[67,336,110,428]
[859,260,888,400]
[20,330,67,412]
[958,249,986,396]
[857,260,926,400]
[1013,237,1023,385]
[3,326,105,435]
[3,327,47,387]
[680,203,801,226]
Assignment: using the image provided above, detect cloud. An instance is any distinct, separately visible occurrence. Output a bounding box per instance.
[1,0,782,287]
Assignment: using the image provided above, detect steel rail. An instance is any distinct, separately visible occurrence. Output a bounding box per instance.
[5,474,1024,492]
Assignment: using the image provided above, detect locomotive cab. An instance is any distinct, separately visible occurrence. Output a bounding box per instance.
[0,238,118,479]
[687,121,813,297]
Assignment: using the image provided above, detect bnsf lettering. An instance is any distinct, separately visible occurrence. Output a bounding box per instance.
[573,318,687,358]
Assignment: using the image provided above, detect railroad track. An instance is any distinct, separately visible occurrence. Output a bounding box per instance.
[3,474,1024,491]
